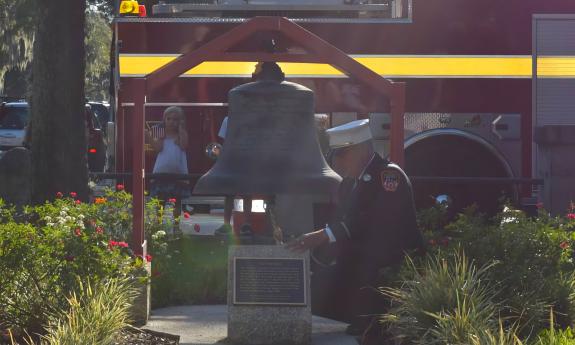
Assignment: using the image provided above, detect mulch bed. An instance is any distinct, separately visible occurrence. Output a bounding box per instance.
[114,327,180,345]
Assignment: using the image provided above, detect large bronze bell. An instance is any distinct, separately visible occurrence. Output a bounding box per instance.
[193,63,341,197]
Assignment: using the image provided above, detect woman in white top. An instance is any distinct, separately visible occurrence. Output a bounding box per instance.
[146,106,190,202]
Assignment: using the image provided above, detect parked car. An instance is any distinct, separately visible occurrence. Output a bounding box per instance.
[0,101,108,172]
[87,101,111,133]
[0,101,28,151]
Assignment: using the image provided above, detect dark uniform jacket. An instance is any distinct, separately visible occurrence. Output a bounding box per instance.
[328,153,423,267]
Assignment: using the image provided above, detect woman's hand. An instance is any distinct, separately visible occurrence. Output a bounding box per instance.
[176,124,188,150]
[145,130,163,152]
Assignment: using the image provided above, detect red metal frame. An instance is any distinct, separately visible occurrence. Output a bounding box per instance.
[124,16,405,255]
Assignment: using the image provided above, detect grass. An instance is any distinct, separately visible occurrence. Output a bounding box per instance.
[380,250,499,345]
[151,235,229,308]
[41,278,137,345]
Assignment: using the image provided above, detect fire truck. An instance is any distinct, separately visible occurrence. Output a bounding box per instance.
[111,0,575,245]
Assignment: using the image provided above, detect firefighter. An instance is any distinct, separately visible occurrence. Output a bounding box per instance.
[287,119,424,335]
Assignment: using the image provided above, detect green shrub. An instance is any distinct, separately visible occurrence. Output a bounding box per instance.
[533,311,575,345]
[424,206,575,334]
[151,236,228,308]
[41,278,137,345]
[0,188,167,338]
[381,250,498,345]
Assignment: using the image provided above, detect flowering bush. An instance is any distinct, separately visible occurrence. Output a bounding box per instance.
[385,204,575,344]
[0,188,170,339]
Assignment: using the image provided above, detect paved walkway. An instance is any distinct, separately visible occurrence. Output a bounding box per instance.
[145,305,359,345]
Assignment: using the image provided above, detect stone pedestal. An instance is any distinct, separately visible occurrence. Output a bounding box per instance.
[130,260,151,326]
[228,245,311,345]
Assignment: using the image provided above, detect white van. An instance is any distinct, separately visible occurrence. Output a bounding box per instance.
[0,102,29,150]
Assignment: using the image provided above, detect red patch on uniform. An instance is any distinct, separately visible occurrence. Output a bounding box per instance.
[381,169,400,192]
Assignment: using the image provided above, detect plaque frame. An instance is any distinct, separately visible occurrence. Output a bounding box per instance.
[233,257,307,306]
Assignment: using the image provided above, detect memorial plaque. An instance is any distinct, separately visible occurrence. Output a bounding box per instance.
[233,257,306,305]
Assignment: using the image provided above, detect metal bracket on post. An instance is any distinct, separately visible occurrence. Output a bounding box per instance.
[389,83,406,167]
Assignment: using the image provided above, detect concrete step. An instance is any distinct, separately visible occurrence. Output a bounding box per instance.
[145,305,359,345]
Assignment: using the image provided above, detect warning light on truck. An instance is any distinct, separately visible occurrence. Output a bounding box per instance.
[119,0,140,15]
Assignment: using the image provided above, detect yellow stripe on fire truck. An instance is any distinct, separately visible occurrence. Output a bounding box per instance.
[118,55,575,78]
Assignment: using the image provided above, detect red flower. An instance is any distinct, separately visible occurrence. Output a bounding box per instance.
[69,192,77,198]
[183,212,190,219]
[168,198,177,204]
[75,200,81,205]
[108,240,118,249]
[567,213,575,220]
[116,184,125,191]
[96,226,104,235]
[74,228,82,236]
[145,254,153,262]
[118,241,129,248]
[56,192,63,198]
[428,239,437,246]
[560,241,570,249]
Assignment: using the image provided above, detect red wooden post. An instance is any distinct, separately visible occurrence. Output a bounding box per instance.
[389,83,406,167]
[131,78,146,256]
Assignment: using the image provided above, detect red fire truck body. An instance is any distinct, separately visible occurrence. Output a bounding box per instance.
[113,0,575,217]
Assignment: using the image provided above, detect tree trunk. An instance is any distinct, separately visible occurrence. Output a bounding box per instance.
[30,0,88,203]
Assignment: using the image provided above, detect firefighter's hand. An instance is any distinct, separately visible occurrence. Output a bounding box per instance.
[286,230,329,253]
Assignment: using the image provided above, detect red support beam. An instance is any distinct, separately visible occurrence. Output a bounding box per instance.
[276,17,395,96]
[147,17,283,92]
[131,78,146,257]
[215,52,329,64]
[145,16,405,165]
[130,16,410,257]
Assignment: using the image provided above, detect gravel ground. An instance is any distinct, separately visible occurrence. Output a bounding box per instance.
[115,327,180,345]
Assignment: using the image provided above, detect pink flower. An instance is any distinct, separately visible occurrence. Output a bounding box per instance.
[168,198,177,203]
[117,241,129,248]
[567,213,575,220]
[74,228,82,236]
[183,212,190,219]
[69,192,77,198]
[116,184,125,191]
[96,226,104,235]
[560,241,570,250]
[56,192,63,198]
[75,200,81,205]
[108,240,118,249]
[145,254,153,262]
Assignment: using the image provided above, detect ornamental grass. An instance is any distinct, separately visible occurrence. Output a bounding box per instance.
[41,278,137,345]
[380,250,499,345]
